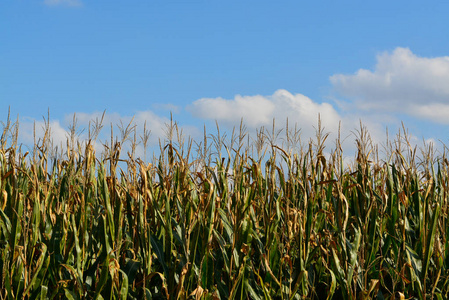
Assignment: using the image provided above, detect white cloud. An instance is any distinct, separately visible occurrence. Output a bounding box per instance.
[18,118,69,153]
[186,48,449,153]
[187,93,275,128]
[408,103,449,124]
[16,110,201,161]
[44,0,83,7]
[330,47,449,122]
[187,89,429,159]
[188,89,341,130]
[10,102,436,167]
[71,110,199,145]
[186,89,374,153]
[71,111,172,158]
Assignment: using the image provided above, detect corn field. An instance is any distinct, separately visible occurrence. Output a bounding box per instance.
[1,114,449,299]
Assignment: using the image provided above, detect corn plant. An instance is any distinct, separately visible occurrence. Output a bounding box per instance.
[0,115,448,299]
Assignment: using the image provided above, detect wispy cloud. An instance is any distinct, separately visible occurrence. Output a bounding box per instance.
[44,0,83,7]
[330,47,449,122]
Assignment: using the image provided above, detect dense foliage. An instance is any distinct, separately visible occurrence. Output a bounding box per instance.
[1,116,449,299]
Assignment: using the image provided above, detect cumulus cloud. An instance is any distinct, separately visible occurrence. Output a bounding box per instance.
[408,103,449,124]
[188,89,432,159]
[186,89,380,154]
[188,93,275,128]
[330,47,449,122]
[44,0,83,7]
[188,89,342,130]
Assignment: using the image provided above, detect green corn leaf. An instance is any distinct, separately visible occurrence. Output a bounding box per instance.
[246,279,262,300]
[4,263,13,300]
[122,259,140,284]
[71,214,83,279]
[118,269,129,300]
[347,226,361,285]
[422,203,440,284]
[218,208,234,241]
[11,193,24,261]
[201,251,214,290]
[406,245,422,290]
[326,269,337,300]
[0,208,11,236]
[213,229,231,274]
[94,255,110,299]
[64,289,79,300]
[23,243,48,297]
[150,235,169,278]
[39,286,48,300]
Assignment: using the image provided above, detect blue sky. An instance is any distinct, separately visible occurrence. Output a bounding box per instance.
[2,0,449,157]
